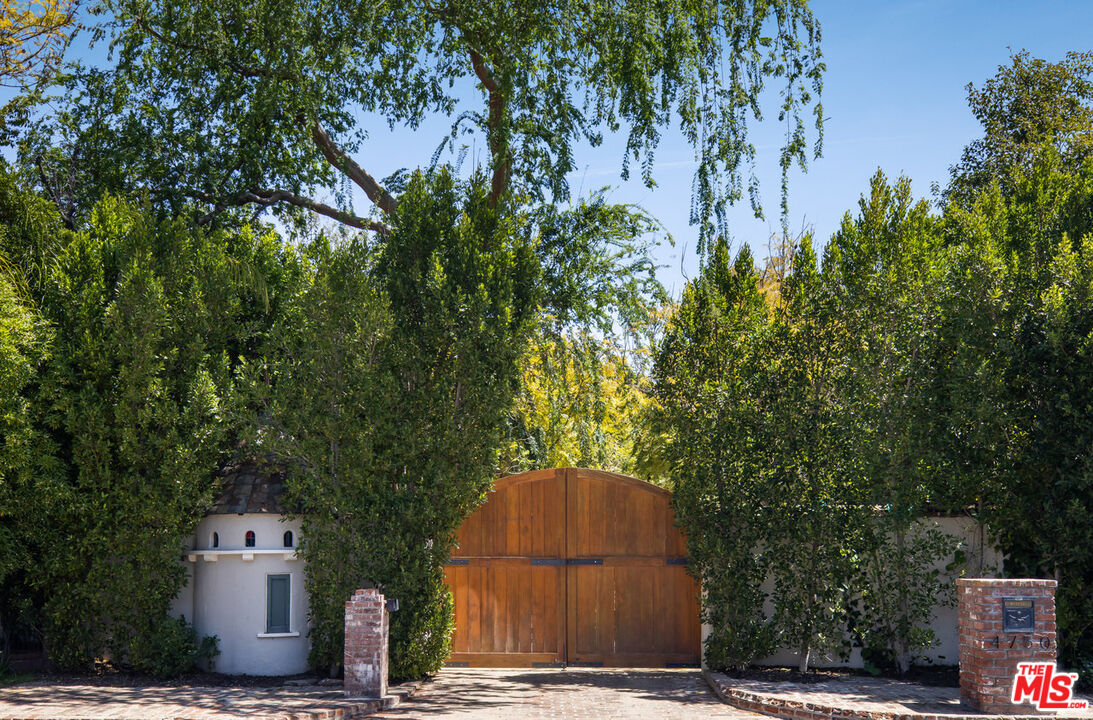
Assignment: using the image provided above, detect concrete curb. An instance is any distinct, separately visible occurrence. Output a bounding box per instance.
[702,670,1089,720]
[267,676,427,720]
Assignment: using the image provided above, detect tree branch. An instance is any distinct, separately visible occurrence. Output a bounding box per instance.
[36,153,75,229]
[133,14,293,81]
[310,123,398,216]
[468,48,510,207]
[191,188,390,235]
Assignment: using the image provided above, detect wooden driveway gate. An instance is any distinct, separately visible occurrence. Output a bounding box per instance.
[443,468,700,667]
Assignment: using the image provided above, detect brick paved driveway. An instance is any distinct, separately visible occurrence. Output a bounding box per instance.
[373,668,762,719]
[0,680,414,719]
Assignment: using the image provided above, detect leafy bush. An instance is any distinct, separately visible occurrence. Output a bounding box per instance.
[852,522,961,674]
[0,171,304,671]
[1074,654,1093,692]
[127,615,218,678]
[248,169,539,679]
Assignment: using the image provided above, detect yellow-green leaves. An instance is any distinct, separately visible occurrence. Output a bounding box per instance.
[0,0,75,86]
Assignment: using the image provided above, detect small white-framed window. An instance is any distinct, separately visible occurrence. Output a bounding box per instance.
[283,530,294,548]
[211,532,219,548]
[245,530,256,547]
[266,574,291,634]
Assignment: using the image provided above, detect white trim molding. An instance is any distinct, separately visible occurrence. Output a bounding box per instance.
[187,549,298,562]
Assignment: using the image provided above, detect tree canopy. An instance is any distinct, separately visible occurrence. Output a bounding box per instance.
[945,50,1093,206]
[16,0,822,244]
[0,0,76,86]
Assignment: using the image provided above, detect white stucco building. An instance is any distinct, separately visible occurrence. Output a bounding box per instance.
[171,464,310,675]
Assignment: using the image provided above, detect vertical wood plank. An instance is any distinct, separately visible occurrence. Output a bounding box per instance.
[445,468,699,667]
[565,468,576,662]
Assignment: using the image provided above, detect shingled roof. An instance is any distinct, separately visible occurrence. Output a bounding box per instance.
[208,461,287,515]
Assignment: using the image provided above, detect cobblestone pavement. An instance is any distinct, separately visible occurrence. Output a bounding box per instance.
[0,679,416,719]
[371,668,763,719]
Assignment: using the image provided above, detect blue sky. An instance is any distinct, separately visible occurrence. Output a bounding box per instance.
[12,1,1093,298]
[349,1,1093,297]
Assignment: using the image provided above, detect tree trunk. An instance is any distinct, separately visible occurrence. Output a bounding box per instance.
[895,642,910,675]
[799,644,811,673]
[895,527,910,675]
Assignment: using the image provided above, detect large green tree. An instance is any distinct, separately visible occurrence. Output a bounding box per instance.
[0,165,305,670]
[0,273,50,651]
[758,238,867,672]
[822,172,959,674]
[17,0,822,243]
[652,239,778,668]
[941,51,1093,672]
[937,157,1093,672]
[247,169,539,678]
[946,50,1093,210]
[0,167,66,661]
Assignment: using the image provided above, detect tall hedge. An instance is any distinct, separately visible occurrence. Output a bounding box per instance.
[0,170,304,670]
[657,158,1093,676]
[654,177,969,673]
[247,169,539,679]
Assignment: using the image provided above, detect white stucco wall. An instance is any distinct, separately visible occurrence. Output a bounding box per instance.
[701,515,1003,670]
[920,516,1002,666]
[173,514,310,675]
[170,561,194,621]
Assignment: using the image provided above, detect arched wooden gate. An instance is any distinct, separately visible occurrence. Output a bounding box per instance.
[443,467,700,667]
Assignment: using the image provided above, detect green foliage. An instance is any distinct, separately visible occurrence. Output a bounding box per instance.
[0,272,49,587]
[0,652,33,686]
[821,173,960,674]
[659,52,1093,672]
[761,239,868,671]
[946,50,1093,208]
[990,232,1093,669]
[503,193,668,477]
[13,0,821,242]
[247,169,538,679]
[0,165,68,294]
[940,53,1093,668]
[0,170,60,659]
[530,194,666,338]
[0,170,291,671]
[504,331,656,476]
[127,615,219,678]
[852,522,959,674]
[653,238,778,668]
[655,177,967,673]
[31,197,231,669]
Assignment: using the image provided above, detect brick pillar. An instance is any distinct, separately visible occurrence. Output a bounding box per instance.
[957,578,1057,713]
[344,588,389,698]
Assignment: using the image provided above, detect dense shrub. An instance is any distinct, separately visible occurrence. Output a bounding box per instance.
[246,169,539,679]
[0,172,292,671]
[127,616,219,678]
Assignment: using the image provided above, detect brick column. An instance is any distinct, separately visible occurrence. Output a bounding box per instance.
[344,588,389,698]
[957,578,1057,713]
